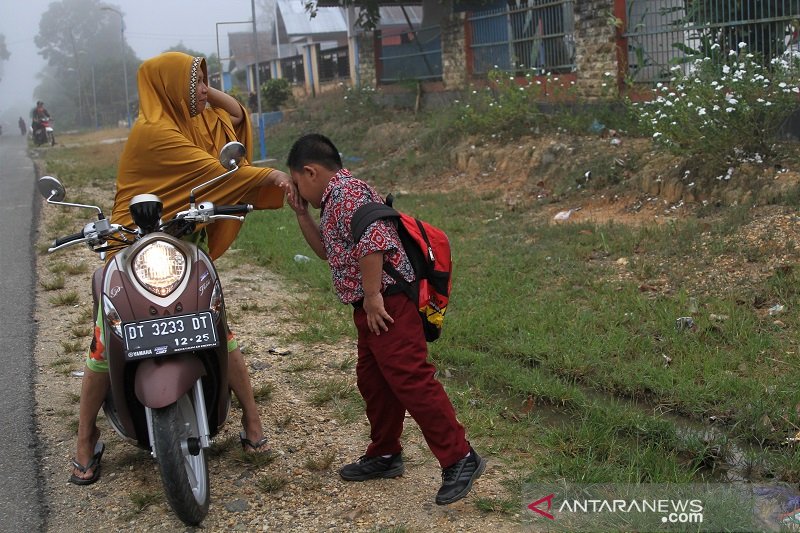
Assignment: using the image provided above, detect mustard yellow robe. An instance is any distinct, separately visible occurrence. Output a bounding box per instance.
[111,52,283,259]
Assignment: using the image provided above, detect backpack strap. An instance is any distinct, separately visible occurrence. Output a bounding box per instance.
[350,202,400,243]
[350,199,417,304]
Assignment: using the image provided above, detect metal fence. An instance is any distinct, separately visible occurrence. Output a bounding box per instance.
[280,55,306,85]
[319,46,350,83]
[377,25,443,83]
[467,0,576,76]
[623,0,800,83]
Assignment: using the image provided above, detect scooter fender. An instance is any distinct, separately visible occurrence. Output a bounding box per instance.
[134,354,206,409]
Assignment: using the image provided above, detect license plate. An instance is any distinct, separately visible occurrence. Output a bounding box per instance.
[123,312,218,360]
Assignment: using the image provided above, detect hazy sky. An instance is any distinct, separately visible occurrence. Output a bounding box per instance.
[0,0,271,122]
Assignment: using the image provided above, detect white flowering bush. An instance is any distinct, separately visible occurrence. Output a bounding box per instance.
[456,68,560,137]
[633,43,800,167]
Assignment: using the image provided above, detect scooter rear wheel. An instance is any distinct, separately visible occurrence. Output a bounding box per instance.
[152,393,209,525]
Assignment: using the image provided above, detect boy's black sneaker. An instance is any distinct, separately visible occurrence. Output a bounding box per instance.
[435,447,486,505]
[339,453,404,481]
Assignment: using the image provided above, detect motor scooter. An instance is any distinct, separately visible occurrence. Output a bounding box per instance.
[37,141,252,526]
[33,117,55,146]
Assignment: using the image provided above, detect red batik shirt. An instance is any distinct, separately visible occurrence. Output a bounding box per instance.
[319,169,415,305]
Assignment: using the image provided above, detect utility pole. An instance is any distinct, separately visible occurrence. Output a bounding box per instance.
[251,0,266,160]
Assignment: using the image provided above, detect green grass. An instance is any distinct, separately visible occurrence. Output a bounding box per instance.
[232,184,800,485]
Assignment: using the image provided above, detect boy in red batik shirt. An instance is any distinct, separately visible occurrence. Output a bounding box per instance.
[286,133,485,505]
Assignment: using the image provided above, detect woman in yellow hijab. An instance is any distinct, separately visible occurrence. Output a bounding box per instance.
[71,52,293,485]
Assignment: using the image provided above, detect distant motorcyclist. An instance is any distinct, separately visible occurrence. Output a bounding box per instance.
[31,101,50,140]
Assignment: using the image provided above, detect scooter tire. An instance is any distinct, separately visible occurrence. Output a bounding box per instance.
[151,394,209,525]
[48,132,55,146]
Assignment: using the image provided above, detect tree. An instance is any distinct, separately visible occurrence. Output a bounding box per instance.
[165,43,222,76]
[34,0,140,129]
[0,34,9,83]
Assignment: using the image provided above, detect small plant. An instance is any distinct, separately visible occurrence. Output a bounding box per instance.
[253,382,275,402]
[304,450,336,471]
[41,276,65,291]
[49,290,80,306]
[286,357,316,373]
[257,474,288,493]
[60,340,83,354]
[309,378,355,406]
[129,491,161,513]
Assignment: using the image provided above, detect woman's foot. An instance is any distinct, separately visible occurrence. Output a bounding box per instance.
[240,415,271,454]
[70,428,103,485]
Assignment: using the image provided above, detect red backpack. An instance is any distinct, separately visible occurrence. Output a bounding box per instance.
[350,194,452,342]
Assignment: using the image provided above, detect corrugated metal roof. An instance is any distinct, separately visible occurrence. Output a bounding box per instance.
[278,0,347,35]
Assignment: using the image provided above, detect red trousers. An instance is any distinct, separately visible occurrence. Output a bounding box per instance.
[354,293,469,468]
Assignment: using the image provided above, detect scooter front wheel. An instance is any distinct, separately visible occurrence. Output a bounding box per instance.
[152,393,209,525]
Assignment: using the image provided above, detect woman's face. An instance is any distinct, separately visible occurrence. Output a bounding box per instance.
[195,69,209,110]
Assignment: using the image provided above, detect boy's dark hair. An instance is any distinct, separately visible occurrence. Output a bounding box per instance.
[286,133,343,171]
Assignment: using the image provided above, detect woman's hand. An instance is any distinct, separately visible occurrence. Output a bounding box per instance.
[268,170,298,207]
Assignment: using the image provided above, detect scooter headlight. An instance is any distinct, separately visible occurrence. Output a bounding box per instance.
[133,240,186,296]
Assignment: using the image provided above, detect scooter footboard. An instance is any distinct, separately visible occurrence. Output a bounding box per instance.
[134,354,206,408]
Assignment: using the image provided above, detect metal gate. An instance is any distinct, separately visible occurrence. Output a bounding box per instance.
[622,0,800,84]
[467,0,576,76]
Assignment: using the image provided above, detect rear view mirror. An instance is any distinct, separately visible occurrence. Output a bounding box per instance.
[37,176,66,202]
[219,142,246,170]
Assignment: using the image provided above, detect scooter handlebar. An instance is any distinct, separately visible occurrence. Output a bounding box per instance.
[53,230,85,248]
[213,204,253,216]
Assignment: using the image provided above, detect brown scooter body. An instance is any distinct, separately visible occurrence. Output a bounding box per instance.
[95,233,230,449]
[38,141,251,526]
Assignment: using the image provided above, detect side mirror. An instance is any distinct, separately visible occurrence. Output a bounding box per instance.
[219,142,246,170]
[37,176,66,202]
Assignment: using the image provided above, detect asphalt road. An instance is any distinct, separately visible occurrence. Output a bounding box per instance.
[0,133,45,532]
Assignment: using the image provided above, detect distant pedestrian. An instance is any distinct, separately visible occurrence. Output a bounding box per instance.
[18,117,26,136]
[248,91,257,113]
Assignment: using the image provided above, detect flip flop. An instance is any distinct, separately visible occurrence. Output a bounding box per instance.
[69,441,105,486]
[239,431,271,454]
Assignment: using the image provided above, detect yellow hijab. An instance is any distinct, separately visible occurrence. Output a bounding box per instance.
[111,52,283,259]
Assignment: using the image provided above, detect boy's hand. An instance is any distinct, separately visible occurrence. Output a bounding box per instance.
[363,293,394,335]
[289,194,309,216]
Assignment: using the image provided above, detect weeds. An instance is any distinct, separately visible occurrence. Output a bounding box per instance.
[49,291,79,306]
[257,474,289,493]
[304,450,336,471]
[309,378,356,407]
[129,491,161,513]
[40,276,65,291]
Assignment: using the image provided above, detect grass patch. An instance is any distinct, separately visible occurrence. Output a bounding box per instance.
[49,291,79,306]
[257,474,289,493]
[253,383,275,402]
[40,276,65,291]
[304,450,337,471]
[309,378,357,407]
[285,357,316,373]
[60,340,83,354]
[129,491,161,513]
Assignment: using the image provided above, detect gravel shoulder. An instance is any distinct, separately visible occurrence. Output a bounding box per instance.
[32,181,522,532]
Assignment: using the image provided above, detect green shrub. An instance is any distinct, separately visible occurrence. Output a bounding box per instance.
[632,43,800,168]
[261,78,293,111]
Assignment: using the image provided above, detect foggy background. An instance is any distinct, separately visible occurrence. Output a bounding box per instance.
[0,0,278,131]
